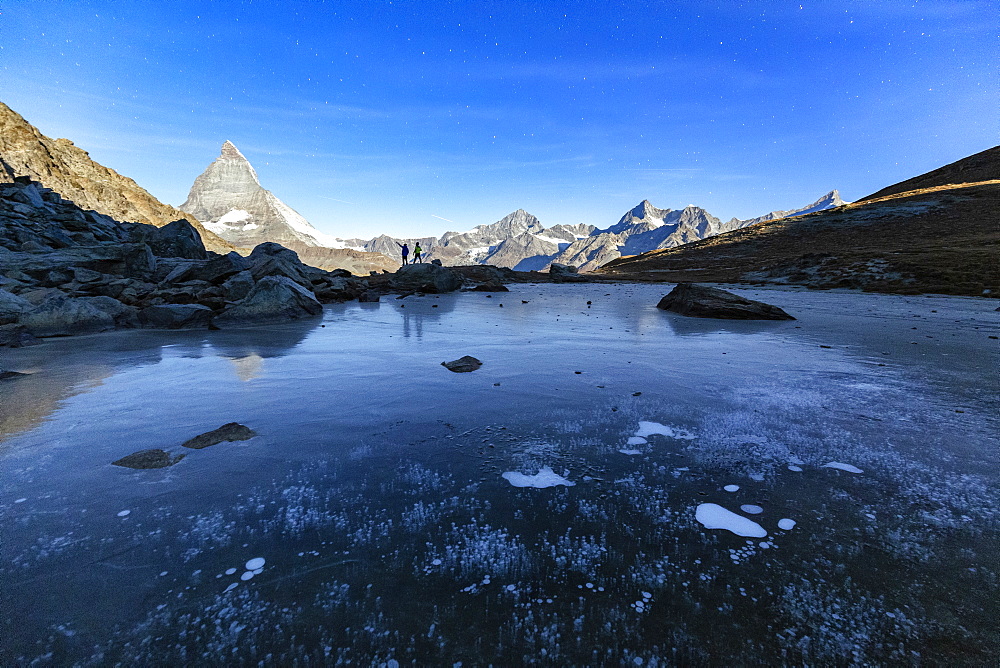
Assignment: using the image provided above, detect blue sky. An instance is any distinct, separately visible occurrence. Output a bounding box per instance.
[2,0,996,239]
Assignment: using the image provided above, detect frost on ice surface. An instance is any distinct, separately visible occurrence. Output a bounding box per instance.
[741,505,764,515]
[502,467,575,488]
[695,503,767,537]
[634,421,695,440]
[823,462,864,474]
[724,485,740,492]
[245,557,265,570]
[778,518,797,531]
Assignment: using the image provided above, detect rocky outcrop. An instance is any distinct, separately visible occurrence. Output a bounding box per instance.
[389,263,463,293]
[0,178,374,344]
[214,276,322,325]
[656,283,795,320]
[0,101,233,254]
[549,263,588,283]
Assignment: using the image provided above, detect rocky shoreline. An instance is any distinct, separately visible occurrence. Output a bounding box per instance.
[0,177,606,347]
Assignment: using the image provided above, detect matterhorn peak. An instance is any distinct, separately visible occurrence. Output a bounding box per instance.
[220,140,245,160]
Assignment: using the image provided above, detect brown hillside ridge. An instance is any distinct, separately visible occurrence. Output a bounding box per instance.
[0,100,234,254]
[599,168,999,296]
[860,145,1000,201]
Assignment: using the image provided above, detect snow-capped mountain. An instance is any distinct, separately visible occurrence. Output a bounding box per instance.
[180,141,347,250]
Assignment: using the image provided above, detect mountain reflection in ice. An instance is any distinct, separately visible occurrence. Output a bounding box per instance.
[1,284,998,664]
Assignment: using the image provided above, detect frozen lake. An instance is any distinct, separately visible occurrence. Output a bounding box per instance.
[2,283,998,664]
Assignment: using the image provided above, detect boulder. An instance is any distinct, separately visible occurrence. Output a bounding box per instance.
[314,276,363,303]
[469,282,509,292]
[112,449,185,469]
[0,288,32,325]
[391,263,463,294]
[83,296,140,328]
[181,422,257,449]
[1,369,27,380]
[19,295,116,336]
[549,263,587,282]
[442,355,483,373]
[148,219,208,260]
[220,270,255,302]
[247,243,316,287]
[656,283,796,320]
[358,290,381,303]
[72,267,104,284]
[175,252,250,285]
[0,324,40,348]
[214,275,322,325]
[138,303,214,329]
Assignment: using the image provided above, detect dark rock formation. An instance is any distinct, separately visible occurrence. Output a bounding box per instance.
[18,295,116,336]
[214,276,322,324]
[112,449,185,469]
[656,283,795,320]
[469,282,509,292]
[0,369,26,380]
[390,263,463,293]
[181,422,257,449]
[442,355,483,372]
[549,263,588,283]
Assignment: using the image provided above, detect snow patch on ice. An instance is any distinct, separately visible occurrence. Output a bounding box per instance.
[634,421,694,440]
[695,503,767,537]
[502,467,575,488]
[627,436,647,446]
[823,462,864,474]
[778,518,797,530]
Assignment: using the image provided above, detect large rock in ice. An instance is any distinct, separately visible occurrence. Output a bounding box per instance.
[656,283,795,320]
[390,263,462,293]
[549,263,587,282]
[214,275,322,324]
[181,422,257,449]
[112,449,185,469]
[247,242,317,287]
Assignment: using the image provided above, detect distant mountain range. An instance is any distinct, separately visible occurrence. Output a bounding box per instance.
[181,140,845,272]
[599,145,1000,295]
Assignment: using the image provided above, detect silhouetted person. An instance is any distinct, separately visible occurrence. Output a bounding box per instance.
[397,242,409,265]
[413,242,423,263]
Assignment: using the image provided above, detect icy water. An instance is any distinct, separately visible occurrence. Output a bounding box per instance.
[2,284,998,665]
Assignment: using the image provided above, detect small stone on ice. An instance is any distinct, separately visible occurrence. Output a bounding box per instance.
[225,568,237,575]
[117,510,130,517]
[724,484,740,492]
[245,557,266,570]
[778,518,797,530]
[240,571,255,581]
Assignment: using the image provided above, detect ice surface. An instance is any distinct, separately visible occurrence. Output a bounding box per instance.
[502,467,575,488]
[741,505,764,514]
[245,557,265,570]
[823,462,864,474]
[634,421,695,440]
[695,504,768,537]
[778,518,797,530]
[724,485,740,492]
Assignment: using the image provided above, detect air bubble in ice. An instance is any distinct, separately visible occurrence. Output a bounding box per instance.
[724,485,739,492]
[778,518,797,530]
[741,505,764,514]
[245,557,265,570]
